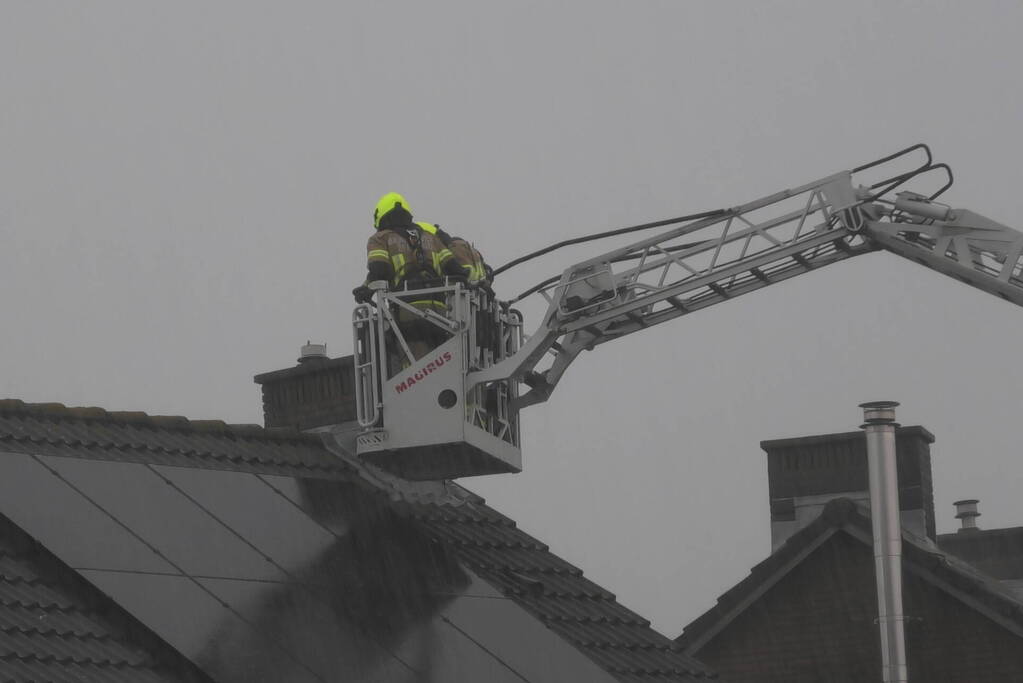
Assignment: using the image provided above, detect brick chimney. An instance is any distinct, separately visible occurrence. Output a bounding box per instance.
[762,426,936,550]
[253,347,357,431]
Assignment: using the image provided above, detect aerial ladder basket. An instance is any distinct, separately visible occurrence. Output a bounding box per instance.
[352,281,523,480]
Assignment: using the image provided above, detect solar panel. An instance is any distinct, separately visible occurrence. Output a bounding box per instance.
[0,451,618,682]
[0,452,175,574]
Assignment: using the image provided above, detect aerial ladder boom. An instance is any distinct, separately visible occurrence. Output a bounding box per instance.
[864,195,1023,306]
[468,144,1023,409]
[352,144,1023,481]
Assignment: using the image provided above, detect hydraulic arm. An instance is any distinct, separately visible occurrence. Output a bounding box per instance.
[469,144,1023,409]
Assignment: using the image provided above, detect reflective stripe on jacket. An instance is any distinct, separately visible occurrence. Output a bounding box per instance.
[365,226,455,309]
[449,237,488,284]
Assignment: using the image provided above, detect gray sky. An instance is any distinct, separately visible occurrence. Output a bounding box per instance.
[4,1,1023,636]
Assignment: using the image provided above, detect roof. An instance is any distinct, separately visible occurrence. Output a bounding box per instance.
[677,497,1023,653]
[0,399,351,479]
[410,500,711,682]
[0,400,714,682]
[759,425,936,450]
[938,526,1023,581]
[0,509,211,683]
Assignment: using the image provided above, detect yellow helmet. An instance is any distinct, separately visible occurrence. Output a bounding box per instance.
[373,192,412,229]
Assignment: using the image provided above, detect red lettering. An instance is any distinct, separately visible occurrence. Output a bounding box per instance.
[392,350,456,395]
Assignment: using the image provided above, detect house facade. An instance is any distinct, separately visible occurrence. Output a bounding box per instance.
[677,428,1023,683]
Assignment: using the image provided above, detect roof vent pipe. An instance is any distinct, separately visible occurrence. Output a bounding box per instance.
[954,499,981,533]
[860,401,908,683]
[298,341,328,364]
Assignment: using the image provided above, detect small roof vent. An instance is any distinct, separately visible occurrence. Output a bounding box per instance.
[298,341,328,364]
[954,499,981,533]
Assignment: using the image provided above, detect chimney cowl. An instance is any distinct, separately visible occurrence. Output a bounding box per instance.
[953,499,981,533]
[859,400,900,426]
[298,341,328,364]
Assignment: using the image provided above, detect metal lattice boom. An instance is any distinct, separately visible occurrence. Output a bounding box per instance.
[468,144,1023,409]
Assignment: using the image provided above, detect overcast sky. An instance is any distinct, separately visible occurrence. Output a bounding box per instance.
[4,1,1023,636]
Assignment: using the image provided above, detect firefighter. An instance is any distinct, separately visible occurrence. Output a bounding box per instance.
[448,235,492,288]
[353,192,464,367]
[415,222,499,372]
[416,222,493,288]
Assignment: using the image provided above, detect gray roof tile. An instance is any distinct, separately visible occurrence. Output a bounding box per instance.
[0,630,146,666]
[410,498,713,680]
[0,657,175,683]
[0,581,77,612]
[0,400,350,479]
[0,605,108,639]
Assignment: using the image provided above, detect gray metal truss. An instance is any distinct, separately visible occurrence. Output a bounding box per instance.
[865,197,1023,307]
[468,145,1023,409]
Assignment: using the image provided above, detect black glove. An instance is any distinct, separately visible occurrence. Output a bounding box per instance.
[352,285,375,303]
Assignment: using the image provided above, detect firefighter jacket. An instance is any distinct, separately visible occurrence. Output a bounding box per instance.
[448,237,490,285]
[416,223,491,286]
[365,224,458,310]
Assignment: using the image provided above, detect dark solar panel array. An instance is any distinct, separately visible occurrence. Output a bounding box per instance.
[0,451,633,682]
[0,402,716,681]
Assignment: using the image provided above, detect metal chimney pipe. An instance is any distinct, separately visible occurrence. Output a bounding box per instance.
[860,401,908,683]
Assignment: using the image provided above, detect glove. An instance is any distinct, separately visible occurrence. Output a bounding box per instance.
[352,285,375,303]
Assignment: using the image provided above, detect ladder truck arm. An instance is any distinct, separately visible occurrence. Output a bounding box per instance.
[469,144,1023,409]
[863,194,1023,307]
[349,143,1022,484]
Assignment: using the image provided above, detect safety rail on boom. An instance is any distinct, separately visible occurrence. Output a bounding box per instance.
[352,280,523,480]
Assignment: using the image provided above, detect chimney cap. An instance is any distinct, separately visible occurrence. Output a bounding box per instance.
[954,499,981,532]
[298,341,328,364]
[859,400,900,425]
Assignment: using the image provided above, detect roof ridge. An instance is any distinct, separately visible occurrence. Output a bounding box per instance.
[0,399,315,443]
